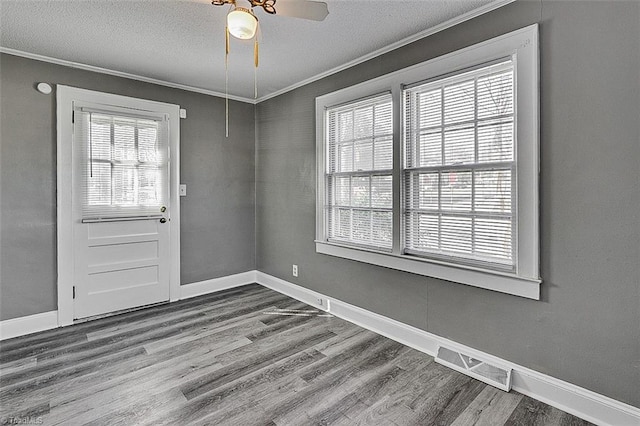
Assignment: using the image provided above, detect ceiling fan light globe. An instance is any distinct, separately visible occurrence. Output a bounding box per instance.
[227,8,258,40]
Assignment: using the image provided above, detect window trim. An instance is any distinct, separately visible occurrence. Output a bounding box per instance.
[316,24,540,299]
[401,59,517,272]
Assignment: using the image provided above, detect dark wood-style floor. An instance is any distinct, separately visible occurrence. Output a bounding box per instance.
[0,284,591,425]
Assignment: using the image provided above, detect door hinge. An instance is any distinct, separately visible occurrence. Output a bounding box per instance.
[73,286,76,299]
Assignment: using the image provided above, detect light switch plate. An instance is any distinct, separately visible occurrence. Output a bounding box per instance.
[179,109,187,119]
[179,184,187,196]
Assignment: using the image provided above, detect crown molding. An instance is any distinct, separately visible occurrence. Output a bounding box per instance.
[255,0,516,103]
[0,47,257,104]
[1,0,514,105]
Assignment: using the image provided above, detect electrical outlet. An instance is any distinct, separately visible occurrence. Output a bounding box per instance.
[292,264,298,277]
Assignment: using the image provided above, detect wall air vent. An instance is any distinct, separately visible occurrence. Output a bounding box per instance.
[435,345,512,391]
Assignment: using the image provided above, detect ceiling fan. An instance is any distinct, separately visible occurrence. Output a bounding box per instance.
[211,0,329,40]
[209,0,328,135]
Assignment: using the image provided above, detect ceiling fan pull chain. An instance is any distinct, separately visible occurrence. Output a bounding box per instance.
[225,25,230,138]
[254,36,259,99]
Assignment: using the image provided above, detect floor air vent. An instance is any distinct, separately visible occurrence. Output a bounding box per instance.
[435,345,512,391]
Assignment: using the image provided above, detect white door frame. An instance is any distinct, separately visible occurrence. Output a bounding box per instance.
[56,85,181,326]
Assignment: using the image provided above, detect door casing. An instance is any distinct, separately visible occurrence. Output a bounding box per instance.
[56,85,181,326]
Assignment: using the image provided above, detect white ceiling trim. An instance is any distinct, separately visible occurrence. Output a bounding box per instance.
[0,0,514,105]
[0,46,255,104]
[257,0,515,103]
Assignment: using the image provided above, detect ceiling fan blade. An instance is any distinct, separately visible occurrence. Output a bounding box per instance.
[274,0,329,21]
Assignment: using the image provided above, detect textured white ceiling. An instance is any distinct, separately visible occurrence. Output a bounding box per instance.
[0,0,503,102]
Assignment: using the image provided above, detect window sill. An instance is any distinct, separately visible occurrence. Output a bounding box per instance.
[315,241,541,300]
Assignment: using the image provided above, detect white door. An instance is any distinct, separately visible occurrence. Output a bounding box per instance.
[57,86,180,322]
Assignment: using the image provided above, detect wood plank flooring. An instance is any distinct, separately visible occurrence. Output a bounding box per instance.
[0,284,591,425]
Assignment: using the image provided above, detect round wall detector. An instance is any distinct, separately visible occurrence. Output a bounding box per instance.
[36,82,53,95]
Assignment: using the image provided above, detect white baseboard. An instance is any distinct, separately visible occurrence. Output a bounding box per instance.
[179,270,257,300]
[255,272,330,311]
[3,271,638,425]
[0,311,59,341]
[0,271,257,341]
[254,271,640,426]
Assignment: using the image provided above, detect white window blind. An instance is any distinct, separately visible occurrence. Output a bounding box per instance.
[326,94,393,250]
[74,108,169,220]
[403,60,515,270]
[317,26,540,298]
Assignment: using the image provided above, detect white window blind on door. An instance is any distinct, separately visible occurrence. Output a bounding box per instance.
[74,108,169,220]
[326,93,393,250]
[403,60,515,270]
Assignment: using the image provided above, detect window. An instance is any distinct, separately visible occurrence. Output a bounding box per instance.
[74,108,169,220]
[316,25,540,299]
[326,94,393,250]
[404,60,515,271]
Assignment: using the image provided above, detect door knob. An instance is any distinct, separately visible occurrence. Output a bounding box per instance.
[159,218,167,223]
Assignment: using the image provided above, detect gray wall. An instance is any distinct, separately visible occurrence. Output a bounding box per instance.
[0,54,256,321]
[1,0,638,410]
[256,0,640,408]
